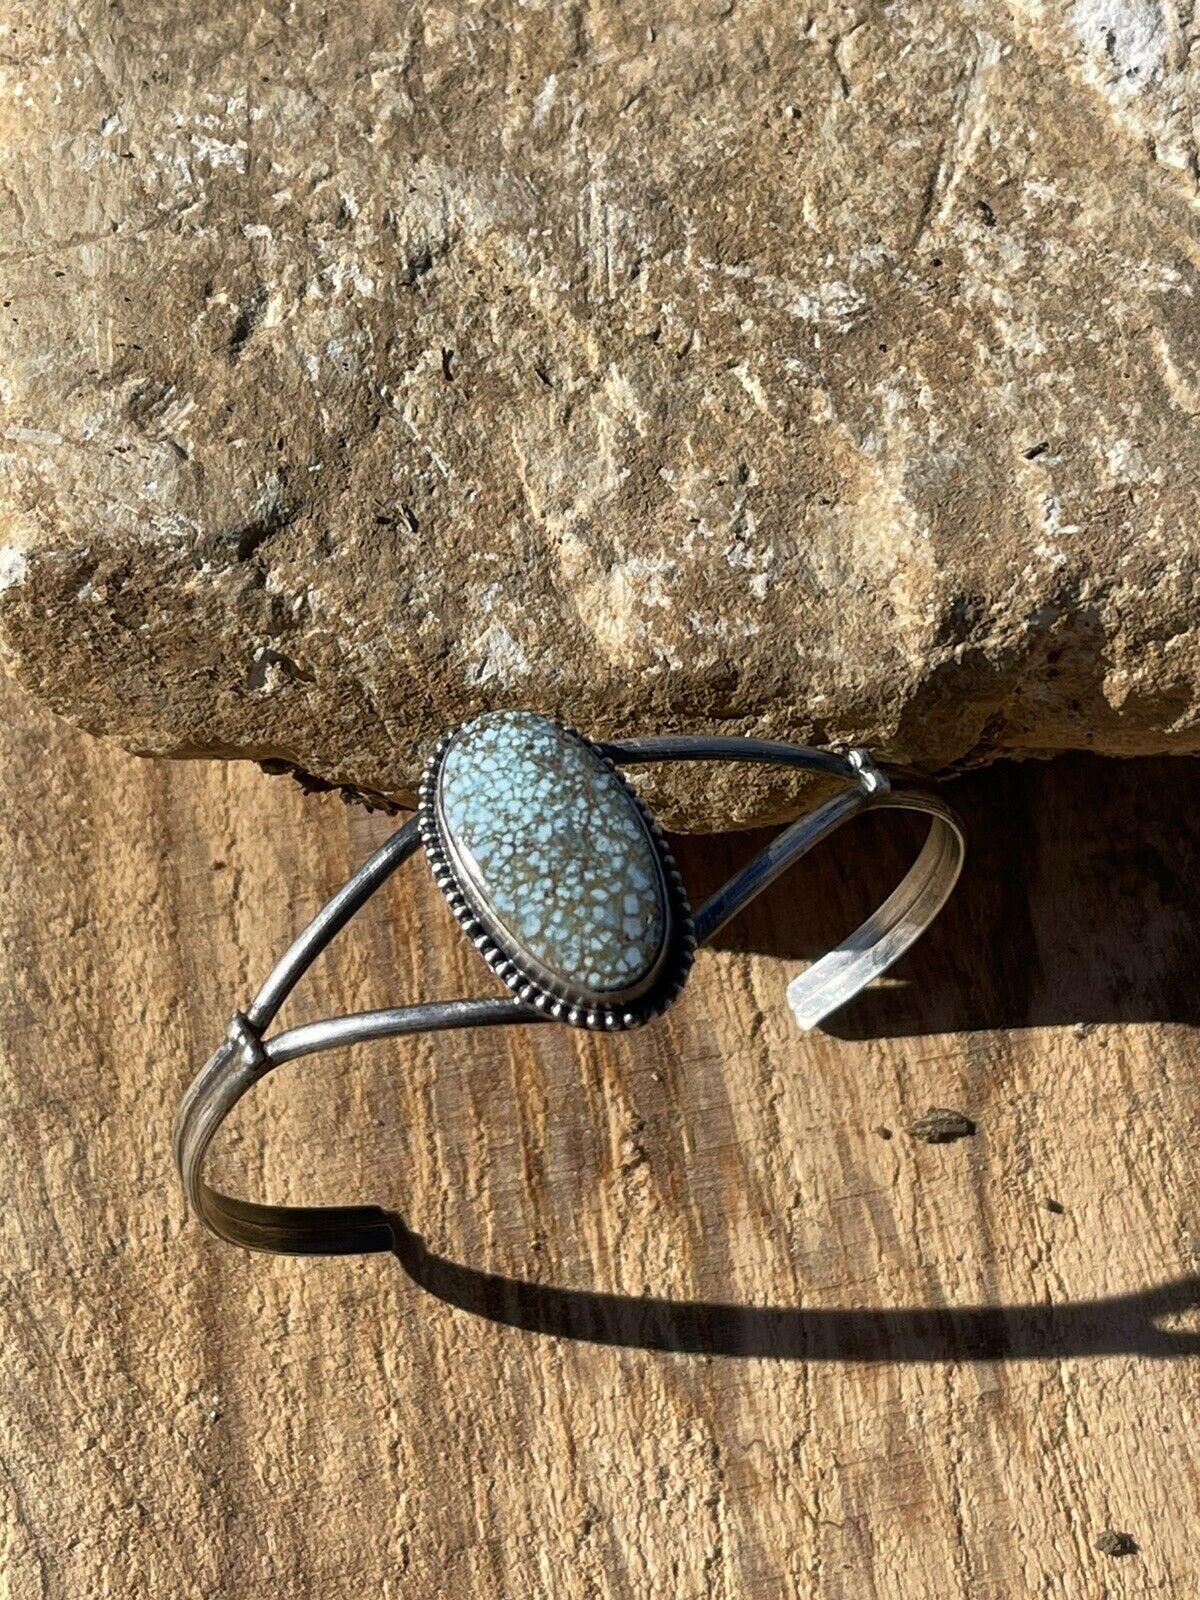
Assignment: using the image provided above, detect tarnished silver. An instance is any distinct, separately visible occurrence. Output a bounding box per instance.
[174,727,964,1256]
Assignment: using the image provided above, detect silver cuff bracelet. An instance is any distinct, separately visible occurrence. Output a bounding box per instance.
[173,711,965,1257]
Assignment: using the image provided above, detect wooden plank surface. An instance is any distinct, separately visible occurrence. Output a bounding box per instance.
[1,677,1198,1598]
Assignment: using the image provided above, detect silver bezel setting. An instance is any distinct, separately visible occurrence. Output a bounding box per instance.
[418,719,696,1030]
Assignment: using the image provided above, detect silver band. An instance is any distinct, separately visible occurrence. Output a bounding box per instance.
[173,735,964,1256]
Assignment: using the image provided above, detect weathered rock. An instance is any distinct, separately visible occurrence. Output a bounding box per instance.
[0,1,1198,827]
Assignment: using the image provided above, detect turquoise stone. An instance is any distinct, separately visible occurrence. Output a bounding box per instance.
[437,711,667,997]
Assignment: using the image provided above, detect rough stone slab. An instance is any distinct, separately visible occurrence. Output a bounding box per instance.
[0,2,1198,826]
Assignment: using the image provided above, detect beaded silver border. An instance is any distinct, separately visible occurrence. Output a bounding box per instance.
[417,719,696,1030]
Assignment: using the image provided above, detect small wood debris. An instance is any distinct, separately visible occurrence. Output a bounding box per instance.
[907,1108,976,1145]
[1094,1530,1138,1558]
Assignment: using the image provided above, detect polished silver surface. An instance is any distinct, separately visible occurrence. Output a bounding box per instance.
[173,729,965,1257]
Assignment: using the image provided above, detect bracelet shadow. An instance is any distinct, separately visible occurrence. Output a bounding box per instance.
[371,752,1200,1359]
[384,1216,1200,1360]
[675,752,1200,1038]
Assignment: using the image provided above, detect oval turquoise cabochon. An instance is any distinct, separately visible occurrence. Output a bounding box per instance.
[436,712,668,999]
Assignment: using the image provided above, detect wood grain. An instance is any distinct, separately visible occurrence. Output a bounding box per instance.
[1,678,1198,1598]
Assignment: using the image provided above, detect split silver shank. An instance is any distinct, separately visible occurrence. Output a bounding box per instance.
[173,736,964,1256]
